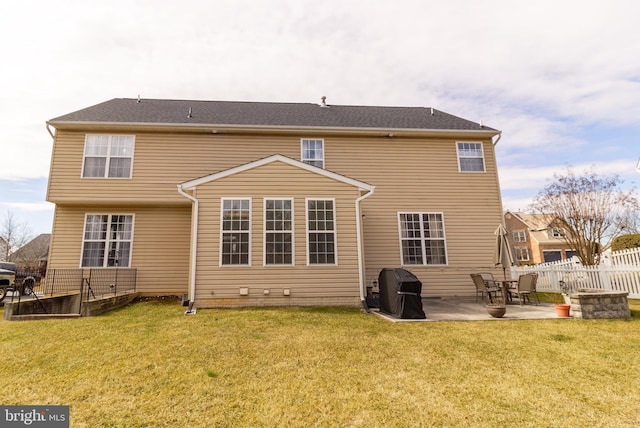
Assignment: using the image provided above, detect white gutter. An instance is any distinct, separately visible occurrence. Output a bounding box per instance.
[177,184,199,312]
[355,186,376,309]
[492,131,502,146]
[46,123,55,139]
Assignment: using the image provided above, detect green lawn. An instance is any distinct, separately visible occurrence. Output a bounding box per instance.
[2,300,640,427]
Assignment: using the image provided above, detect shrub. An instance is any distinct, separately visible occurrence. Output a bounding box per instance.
[612,233,640,251]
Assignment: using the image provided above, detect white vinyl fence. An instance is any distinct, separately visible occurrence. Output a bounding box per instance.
[511,247,640,298]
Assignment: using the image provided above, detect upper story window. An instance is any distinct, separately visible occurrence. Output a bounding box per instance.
[81,214,133,267]
[456,142,485,172]
[551,227,565,238]
[82,135,134,178]
[301,139,324,168]
[264,199,294,265]
[513,230,527,242]
[221,198,251,266]
[398,212,447,265]
[307,199,336,265]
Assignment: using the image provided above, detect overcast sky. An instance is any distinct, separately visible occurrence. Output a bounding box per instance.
[1,0,639,236]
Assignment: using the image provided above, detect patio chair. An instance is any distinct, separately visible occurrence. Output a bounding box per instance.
[510,273,540,306]
[470,273,501,304]
[479,272,511,303]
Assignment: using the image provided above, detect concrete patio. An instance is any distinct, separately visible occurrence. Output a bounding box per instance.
[373,297,566,322]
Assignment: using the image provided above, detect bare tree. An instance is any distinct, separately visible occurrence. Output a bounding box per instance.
[0,211,33,261]
[530,167,639,265]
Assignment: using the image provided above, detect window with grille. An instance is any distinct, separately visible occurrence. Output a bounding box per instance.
[264,199,293,265]
[515,247,530,262]
[398,212,447,265]
[456,142,485,172]
[301,139,324,168]
[306,199,336,264]
[221,199,251,265]
[82,135,134,178]
[81,214,133,267]
[513,230,527,242]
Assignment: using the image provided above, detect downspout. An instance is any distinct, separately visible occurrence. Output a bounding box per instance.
[355,186,375,310]
[177,184,199,313]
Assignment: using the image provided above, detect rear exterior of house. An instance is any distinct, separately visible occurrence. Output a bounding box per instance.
[46,98,504,307]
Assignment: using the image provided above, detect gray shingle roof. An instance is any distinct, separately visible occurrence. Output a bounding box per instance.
[49,98,498,132]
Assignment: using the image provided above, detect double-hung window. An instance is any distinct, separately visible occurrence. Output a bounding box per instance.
[301,139,324,168]
[81,214,133,267]
[513,230,527,242]
[82,135,134,178]
[264,199,293,265]
[307,199,336,264]
[398,212,447,265]
[515,247,530,262]
[221,199,251,265]
[457,142,485,172]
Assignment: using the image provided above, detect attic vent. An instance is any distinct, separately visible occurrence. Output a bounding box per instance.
[320,96,328,108]
[187,107,193,118]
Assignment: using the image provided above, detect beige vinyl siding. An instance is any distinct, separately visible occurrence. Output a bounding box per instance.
[48,128,503,299]
[323,136,504,296]
[48,204,191,295]
[190,161,362,306]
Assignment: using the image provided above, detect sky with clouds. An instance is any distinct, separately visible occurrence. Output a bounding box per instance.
[1,0,639,236]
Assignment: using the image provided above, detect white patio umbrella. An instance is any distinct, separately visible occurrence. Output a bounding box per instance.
[494,224,515,279]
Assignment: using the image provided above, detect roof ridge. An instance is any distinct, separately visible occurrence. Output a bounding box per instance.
[123,97,436,110]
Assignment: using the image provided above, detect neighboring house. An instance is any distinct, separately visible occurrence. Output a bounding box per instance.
[10,233,50,275]
[504,211,576,265]
[46,98,504,307]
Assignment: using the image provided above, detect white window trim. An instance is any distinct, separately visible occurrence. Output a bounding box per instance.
[305,197,338,266]
[219,197,252,267]
[513,230,527,242]
[79,213,135,268]
[81,134,135,179]
[515,247,530,262]
[301,138,325,169]
[263,198,295,266]
[397,212,448,266]
[456,141,485,173]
